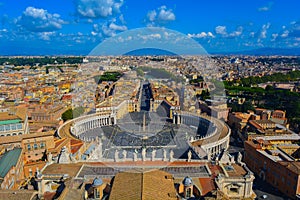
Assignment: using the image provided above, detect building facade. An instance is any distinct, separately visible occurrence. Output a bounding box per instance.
[244,138,300,199]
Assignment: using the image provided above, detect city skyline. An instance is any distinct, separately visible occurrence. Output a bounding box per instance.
[0,0,300,55]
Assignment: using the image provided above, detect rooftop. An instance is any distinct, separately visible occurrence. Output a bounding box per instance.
[0,148,22,178]
[255,133,300,141]
[42,163,83,177]
[0,131,54,145]
[223,163,248,177]
[0,190,37,200]
[109,169,177,200]
[0,112,20,122]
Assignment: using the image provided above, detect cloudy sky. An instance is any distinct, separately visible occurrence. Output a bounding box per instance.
[0,0,299,55]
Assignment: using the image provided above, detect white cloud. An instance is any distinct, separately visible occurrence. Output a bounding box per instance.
[271,33,278,41]
[94,18,127,37]
[157,6,175,21]
[109,22,127,31]
[137,33,162,41]
[187,32,215,39]
[38,32,55,40]
[119,14,126,24]
[258,2,273,12]
[146,6,175,26]
[259,23,271,39]
[17,7,65,32]
[91,31,98,36]
[215,26,243,38]
[75,0,123,18]
[147,10,157,22]
[215,26,227,35]
[228,26,243,37]
[281,30,289,38]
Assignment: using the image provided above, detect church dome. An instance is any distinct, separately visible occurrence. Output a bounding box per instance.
[92,177,103,187]
[183,176,193,187]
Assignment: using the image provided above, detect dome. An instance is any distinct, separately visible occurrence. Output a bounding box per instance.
[182,176,193,187]
[92,177,103,187]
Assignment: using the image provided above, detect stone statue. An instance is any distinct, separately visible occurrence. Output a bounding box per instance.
[151,149,156,161]
[133,151,138,161]
[47,152,52,163]
[114,149,119,162]
[36,167,40,176]
[122,150,127,161]
[142,148,146,161]
[170,150,174,162]
[163,149,167,161]
[237,152,242,163]
[188,150,192,162]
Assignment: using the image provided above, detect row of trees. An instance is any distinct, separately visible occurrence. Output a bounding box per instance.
[0,57,83,67]
[225,76,300,131]
[94,71,122,84]
[226,70,300,87]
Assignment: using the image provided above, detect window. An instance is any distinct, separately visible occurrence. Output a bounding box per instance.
[27,144,31,151]
[11,124,16,130]
[33,143,38,150]
[5,125,10,131]
[16,124,22,130]
[40,143,45,149]
[230,188,239,193]
[0,126,4,131]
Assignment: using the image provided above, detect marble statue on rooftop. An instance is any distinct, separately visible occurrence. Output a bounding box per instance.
[122,150,127,161]
[142,148,146,161]
[114,149,119,162]
[188,150,192,162]
[170,149,174,162]
[47,152,53,163]
[163,149,167,161]
[237,152,242,163]
[151,149,156,161]
[133,151,138,161]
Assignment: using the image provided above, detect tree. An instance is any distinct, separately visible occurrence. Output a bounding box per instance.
[62,109,73,121]
[61,106,85,121]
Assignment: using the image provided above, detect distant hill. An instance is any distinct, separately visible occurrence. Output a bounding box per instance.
[215,47,300,56]
[124,48,177,56]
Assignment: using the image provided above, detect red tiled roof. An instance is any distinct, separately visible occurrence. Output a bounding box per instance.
[61,94,72,100]
[70,143,83,154]
[199,177,215,196]
[70,139,82,146]
[43,192,56,200]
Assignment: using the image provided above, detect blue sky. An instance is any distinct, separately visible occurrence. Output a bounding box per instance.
[0,0,299,55]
